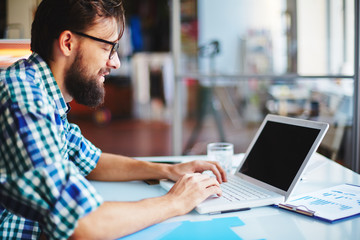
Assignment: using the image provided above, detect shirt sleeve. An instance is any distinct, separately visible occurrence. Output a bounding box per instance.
[65,121,102,176]
[0,73,103,239]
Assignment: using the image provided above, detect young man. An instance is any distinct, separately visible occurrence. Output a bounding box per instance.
[0,0,226,239]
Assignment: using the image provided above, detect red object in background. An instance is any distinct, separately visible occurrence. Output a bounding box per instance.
[0,40,32,69]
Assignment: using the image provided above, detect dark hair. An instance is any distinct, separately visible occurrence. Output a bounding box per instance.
[31,0,125,63]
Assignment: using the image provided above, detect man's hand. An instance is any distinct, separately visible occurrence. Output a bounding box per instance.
[167,160,227,183]
[74,159,226,239]
[165,173,222,215]
[71,173,222,240]
[87,153,227,183]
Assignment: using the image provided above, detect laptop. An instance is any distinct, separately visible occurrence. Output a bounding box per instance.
[160,114,329,214]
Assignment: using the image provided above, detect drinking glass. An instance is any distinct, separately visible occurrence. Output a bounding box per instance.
[207,142,234,173]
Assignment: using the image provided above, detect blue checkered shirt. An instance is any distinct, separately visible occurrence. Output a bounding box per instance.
[0,53,103,239]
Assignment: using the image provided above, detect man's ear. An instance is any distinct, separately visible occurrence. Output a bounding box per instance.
[58,30,75,57]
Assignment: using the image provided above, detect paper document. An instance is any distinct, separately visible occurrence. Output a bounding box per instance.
[119,217,244,240]
[279,184,360,222]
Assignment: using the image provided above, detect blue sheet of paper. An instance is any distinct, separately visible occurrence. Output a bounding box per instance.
[161,217,245,240]
[119,221,182,240]
[119,217,245,240]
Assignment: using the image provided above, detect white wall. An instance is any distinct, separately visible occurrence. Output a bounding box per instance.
[297,0,327,75]
[198,0,286,75]
[6,0,38,39]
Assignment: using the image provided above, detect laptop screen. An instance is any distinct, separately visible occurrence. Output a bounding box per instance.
[238,120,321,192]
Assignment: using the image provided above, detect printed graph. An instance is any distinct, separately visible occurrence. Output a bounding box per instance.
[284,184,360,221]
[293,189,359,211]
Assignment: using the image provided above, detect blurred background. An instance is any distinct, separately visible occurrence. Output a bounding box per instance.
[1,0,359,172]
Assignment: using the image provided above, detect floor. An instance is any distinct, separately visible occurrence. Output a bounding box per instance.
[70,117,259,158]
[71,118,172,157]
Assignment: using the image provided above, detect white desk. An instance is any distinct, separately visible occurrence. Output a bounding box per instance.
[91,153,360,240]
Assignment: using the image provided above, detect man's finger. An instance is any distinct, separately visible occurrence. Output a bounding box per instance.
[204,161,227,183]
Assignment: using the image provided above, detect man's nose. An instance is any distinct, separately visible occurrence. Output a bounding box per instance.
[108,52,121,69]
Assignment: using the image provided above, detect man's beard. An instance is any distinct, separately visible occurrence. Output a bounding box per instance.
[64,53,106,107]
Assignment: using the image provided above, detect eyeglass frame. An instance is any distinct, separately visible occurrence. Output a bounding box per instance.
[72,31,119,60]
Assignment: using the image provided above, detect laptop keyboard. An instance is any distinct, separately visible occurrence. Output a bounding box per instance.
[221,176,271,202]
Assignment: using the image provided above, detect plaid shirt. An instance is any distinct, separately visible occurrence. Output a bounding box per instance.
[0,53,103,239]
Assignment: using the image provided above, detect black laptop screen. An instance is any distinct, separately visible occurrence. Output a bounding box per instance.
[238,120,321,191]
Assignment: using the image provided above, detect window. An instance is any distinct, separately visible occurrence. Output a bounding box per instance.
[172,0,359,172]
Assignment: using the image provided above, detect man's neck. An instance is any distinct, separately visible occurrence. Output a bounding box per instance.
[48,58,73,103]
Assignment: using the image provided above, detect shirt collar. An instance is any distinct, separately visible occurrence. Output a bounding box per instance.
[27,52,69,118]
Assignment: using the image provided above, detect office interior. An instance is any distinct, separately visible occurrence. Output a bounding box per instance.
[1,0,359,173]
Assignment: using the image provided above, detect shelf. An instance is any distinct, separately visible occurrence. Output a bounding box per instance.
[175,73,355,80]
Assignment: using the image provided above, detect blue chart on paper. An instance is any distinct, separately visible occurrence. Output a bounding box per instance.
[286,184,360,222]
[291,185,360,212]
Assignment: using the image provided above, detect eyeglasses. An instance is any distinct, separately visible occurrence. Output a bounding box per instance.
[73,31,119,60]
